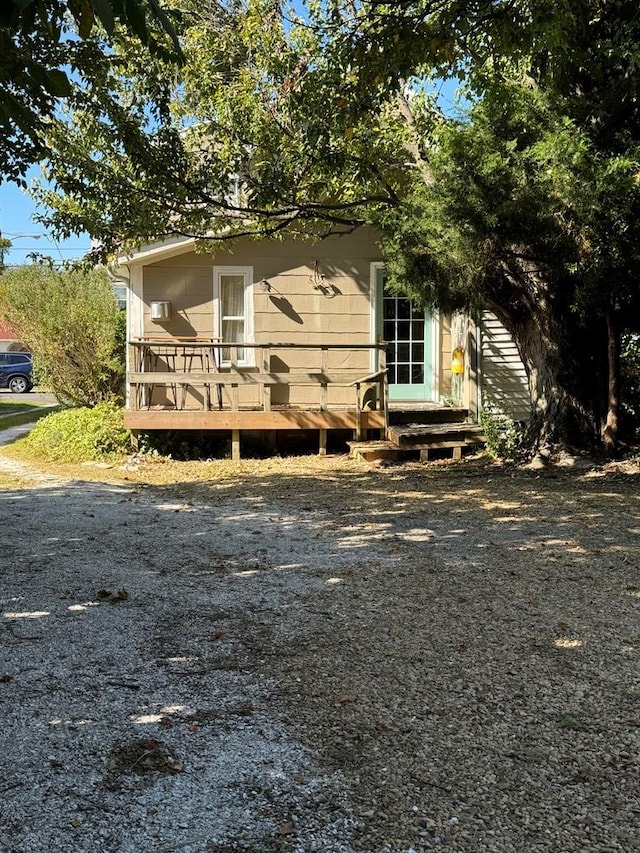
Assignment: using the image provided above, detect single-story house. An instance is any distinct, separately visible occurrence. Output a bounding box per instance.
[116,228,529,459]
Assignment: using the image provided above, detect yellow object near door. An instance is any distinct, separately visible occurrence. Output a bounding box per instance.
[451,347,465,375]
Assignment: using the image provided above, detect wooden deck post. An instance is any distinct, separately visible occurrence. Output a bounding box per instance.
[319,429,327,456]
[379,345,388,439]
[231,430,241,460]
[261,345,271,412]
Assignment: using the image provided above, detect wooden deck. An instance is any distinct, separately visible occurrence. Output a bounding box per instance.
[125,338,389,457]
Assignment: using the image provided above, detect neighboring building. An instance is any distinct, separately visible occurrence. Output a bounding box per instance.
[0,319,28,354]
[117,230,528,458]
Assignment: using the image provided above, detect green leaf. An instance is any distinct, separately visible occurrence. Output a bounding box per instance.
[90,0,115,36]
[123,0,148,43]
[42,68,72,97]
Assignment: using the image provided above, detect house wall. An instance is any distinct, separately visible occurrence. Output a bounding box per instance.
[135,231,379,409]
[128,231,455,410]
[479,311,530,421]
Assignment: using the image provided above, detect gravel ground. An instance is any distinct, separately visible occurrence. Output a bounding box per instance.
[0,451,639,852]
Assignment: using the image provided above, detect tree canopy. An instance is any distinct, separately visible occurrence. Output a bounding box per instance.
[0,0,182,184]
[19,0,640,451]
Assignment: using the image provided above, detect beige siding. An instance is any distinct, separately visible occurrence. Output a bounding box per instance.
[143,233,377,343]
[480,312,530,421]
[138,232,382,408]
[130,231,474,408]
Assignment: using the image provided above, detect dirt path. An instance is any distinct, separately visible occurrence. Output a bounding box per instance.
[1,454,639,852]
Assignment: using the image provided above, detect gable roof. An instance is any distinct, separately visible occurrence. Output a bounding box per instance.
[117,236,197,268]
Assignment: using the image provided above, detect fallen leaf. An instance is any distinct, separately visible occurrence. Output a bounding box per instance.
[337,693,356,705]
[188,724,198,733]
[96,588,129,603]
[278,820,297,835]
[210,630,227,641]
[159,716,173,729]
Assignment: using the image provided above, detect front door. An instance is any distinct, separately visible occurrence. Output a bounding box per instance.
[375,268,434,401]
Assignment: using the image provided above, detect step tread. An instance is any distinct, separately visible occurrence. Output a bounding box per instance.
[389,422,484,438]
[388,423,485,450]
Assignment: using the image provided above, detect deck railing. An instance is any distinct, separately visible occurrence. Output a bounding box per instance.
[128,338,388,438]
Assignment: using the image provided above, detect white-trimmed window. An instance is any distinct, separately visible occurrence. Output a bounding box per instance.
[213,266,254,366]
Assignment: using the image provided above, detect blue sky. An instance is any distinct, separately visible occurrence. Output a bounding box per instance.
[0,169,90,267]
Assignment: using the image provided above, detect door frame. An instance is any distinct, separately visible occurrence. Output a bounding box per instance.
[370,262,440,402]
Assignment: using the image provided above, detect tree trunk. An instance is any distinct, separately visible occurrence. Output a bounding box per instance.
[491,300,605,454]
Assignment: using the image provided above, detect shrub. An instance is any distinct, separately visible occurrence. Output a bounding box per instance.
[23,403,132,461]
[480,407,522,459]
[0,265,124,406]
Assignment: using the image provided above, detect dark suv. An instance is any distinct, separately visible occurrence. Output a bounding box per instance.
[0,352,33,393]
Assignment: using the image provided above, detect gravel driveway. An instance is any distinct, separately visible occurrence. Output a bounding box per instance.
[1,453,639,852]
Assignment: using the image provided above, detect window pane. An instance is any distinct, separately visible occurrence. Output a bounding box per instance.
[412,320,424,340]
[411,364,425,383]
[383,298,396,319]
[396,321,411,341]
[383,320,395,341]
[221,275,245,317]
[396,298,411,319]
[397,364,410,384]
[222,319,244,343]
[397,343,410,362]
[412,342,424,363]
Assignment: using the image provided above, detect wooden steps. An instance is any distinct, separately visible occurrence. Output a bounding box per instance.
[349,408,486,463]
[389,421,485,448]
[348,440,400,462]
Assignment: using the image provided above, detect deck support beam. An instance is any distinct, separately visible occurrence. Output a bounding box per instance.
[318,429,327,456]
[232,430,241,460]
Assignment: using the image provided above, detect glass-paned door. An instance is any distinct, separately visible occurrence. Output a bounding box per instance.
[376,268,433,401]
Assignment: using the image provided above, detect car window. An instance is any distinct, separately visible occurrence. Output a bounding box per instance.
[8,354,30,365]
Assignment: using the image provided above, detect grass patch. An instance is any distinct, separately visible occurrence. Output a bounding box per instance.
[0,472,31,489]
[557,713,583,731]
[1,440,366,488]
[0,403,60,430]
